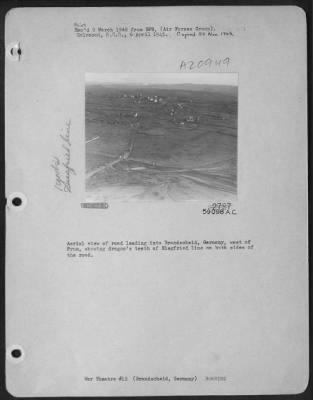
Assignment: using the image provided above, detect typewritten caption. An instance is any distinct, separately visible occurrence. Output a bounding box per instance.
[67,239,254,258]
[73,23,235,40]
[83,375,226,383]
[73,23,233,71]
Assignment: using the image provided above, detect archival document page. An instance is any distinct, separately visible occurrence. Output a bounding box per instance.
[5,6,308,396]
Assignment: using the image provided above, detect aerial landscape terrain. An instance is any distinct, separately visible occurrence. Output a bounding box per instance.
[85,82,238,202]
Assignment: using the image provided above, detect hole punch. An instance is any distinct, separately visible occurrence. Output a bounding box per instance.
[12,197,22,207]
[7,344,25,363]
[7,192,27,211]
[6,42,22,61]
[11,349,22,359]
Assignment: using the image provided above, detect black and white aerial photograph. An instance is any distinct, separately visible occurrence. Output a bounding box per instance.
[85,73,238,202]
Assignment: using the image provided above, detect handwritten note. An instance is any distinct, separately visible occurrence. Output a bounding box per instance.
[179,57,230,71]
[51,119,76,192]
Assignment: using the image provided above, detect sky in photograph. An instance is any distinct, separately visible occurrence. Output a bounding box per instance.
[86,73,238,86]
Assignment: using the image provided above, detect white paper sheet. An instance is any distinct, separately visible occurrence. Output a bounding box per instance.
[5,6,308,396]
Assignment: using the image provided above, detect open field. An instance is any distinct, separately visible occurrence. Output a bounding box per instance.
[85,83,237,202]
